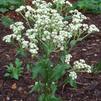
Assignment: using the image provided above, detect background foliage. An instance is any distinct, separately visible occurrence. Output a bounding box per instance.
[73,0,101,14]
[0,0,24,13]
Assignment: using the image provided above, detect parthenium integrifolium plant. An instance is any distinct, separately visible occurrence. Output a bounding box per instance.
[3,0,99,101]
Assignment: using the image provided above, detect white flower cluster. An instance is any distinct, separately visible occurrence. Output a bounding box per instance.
[31,0,72,51]
[68,9,99,36]
[3,22,25,42]
[25,29,39,54]
[66,1,72,7]
[3,0,99,56]
[69,10,87,32]
[70,10,87,23]
[65,55,92,80]
[65,54,72,64]
[3,34,13,43]
[69,71,77,80]
[73,59,92,73]
[53,0,65,4]
[27,0,73,51]
[10,22,25,34]
[15,5,25,12]
[53,0,72,7]
[88,24,99,34]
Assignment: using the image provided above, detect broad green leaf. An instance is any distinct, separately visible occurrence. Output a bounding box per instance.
[1,16,14,27]
[51,83,57,95]
[32,65,42,79]
[70,40,77,48]
[51,64,69,81]
[0,0,24,13]
[13,71,19,80]
[0,8,8,13]
[15,58,22,68]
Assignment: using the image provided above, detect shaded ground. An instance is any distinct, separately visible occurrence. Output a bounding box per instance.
[0,1,101,101]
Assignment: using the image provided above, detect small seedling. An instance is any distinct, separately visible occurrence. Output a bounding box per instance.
[5,58,23,80]
[93,61,101,73]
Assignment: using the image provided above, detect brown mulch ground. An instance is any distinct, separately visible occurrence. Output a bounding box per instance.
[0,0,101,101]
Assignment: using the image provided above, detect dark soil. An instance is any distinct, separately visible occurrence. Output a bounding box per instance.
[0,0,101,101]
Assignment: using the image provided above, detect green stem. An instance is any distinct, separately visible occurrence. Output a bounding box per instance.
[19,12,32,28]
[81,32,91,41]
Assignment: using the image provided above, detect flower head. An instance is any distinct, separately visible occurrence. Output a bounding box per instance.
[69,71,77,80]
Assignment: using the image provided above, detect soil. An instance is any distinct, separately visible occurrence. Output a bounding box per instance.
[0,0,101,101]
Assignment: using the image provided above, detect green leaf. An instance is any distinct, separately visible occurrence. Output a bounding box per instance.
[64,16,72,21]
[7,63,14,70]
[0,8,8,13]
[32,65,42,79]
[16,47,26,57]
[93,61,101,73]
[73,0,101,14]
[15,58,22,68]
[70,40,77,48]
[26,64,31,72]
[30,82,42,93]
[32,58,53,81]
[65,77,77,88]
[1,16,14,27]
[13,72,19,80]
[0,0,24,13]
[51,83,57,95]
[0,0,8,5]
[5,58,23,80]
[4,73,10,77]
[39,94,61,101]
[51,64,69,81]
[69,78,77,88]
